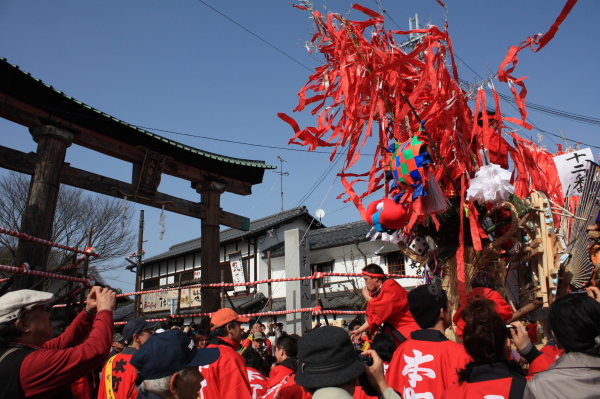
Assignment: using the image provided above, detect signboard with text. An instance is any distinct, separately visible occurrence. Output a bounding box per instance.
[553,148,594,197]
[141,287,201,312]
[229,252,246,292]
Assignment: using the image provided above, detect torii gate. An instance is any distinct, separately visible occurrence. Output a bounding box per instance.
[0,58,274,313]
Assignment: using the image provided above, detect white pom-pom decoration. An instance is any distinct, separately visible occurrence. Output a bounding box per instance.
[466,163,515,206]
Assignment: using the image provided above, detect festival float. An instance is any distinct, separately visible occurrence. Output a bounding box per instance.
[279,0,597,317]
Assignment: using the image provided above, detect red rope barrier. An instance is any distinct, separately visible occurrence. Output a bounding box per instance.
[113,307,366,325]
[0,264,94,286]
[117,272,422,298]
[0,227,100,257]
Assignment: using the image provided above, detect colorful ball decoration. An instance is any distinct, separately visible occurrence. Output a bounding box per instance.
[388,135,433,199]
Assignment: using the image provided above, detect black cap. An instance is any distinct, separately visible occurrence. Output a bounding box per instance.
[408,283,448,329]
[131,330,220,380]
[296,326,365,389]
[123,317,159,344]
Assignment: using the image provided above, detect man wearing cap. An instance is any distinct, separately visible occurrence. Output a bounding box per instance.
[131,329,220,399]
[109,333,126,358]
[386,283,471,398]
[242,322,273,356]
[0,286,115,399]
[98,317,158,399]
[351,264,419,346]
[295,325,400,399]
[200,308,253,399]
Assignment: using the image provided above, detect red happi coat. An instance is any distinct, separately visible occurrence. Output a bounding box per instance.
[453,287,514,338]
[387,329,471,398]
[267,362,295,389]
[98,347,139,399]
[261,374,310,399]
[367,279,420,342]
[247,367,268,399]
[441,362,527,399]
[199,337,252,399]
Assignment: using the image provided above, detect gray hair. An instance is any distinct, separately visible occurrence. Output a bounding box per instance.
[140,369,187,396]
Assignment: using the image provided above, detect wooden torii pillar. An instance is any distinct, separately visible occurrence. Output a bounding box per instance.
[15,125,73,289]
[195,181,224,314]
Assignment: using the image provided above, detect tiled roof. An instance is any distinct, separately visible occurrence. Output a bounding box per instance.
[143,206,324,263]
[263,220,371,257]
[0,58,275,181]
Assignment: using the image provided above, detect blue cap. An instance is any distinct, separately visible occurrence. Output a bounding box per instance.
[131,330,220,380]
[122,317,159,344]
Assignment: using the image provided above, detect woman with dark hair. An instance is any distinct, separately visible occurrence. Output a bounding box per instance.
[524,293,600,398]
[453,270,514,339]
[442,298,527,398]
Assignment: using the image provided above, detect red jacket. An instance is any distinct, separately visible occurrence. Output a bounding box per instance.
[17,309,113,398]
[246,367,267,399]
[441,362,526,399]
[261,374,310,399]
[267,363,295,389]
[98,347,139,399]
[367,279,419,342]
[525,344,563,378]
[387,329,471,398]
[200,337,252,399]
[453,287,514,338]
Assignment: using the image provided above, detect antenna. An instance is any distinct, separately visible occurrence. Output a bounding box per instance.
[276,156,289,212]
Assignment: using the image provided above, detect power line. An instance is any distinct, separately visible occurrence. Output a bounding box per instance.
[193,0,598,151]
[195,0,313,73]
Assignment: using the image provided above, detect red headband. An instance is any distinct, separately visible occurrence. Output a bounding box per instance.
[362,271,385,278]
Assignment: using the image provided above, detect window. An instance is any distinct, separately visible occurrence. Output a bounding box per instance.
[151,264,159,278]
[312,261,334,287]
[176,257,185,272]
[184,254,194,271]
[144,278,159,290]
[385,252,405,275]
[168,259,176,274]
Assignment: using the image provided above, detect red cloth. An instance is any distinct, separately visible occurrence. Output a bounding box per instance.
[200,338,252,399]
[246,367,267,399]
[387,330,470,398]
[267,364,295,389]
[453,287,514,338]
[441,362,527,399]
[17,309,113,399]
[261,374,310,399]
[366,279,420,341]
[98,347,139,399]
[71,375,92,399]
[528,345,563,377]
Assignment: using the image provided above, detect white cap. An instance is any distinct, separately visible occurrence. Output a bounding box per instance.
[0,289,55,324]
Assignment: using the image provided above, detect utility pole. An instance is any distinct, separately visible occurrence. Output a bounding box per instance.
[402,13,425,50]
[276,156,289,213]
[135,210,144,317]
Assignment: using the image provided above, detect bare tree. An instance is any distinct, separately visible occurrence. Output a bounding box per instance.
[0,172,134,273]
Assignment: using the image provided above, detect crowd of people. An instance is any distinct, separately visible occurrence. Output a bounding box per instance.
[0,263,599,399]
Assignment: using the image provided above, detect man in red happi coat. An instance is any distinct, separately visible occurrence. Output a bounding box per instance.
[351,264,419,346]
[263,335,309,399]
[387,283,471,398]
[199,308,253,399]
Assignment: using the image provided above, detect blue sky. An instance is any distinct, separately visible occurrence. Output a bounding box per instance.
[1,0,598,291]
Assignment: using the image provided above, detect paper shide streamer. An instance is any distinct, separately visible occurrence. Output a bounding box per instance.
[280,1,577,229]
[280,1,579,301]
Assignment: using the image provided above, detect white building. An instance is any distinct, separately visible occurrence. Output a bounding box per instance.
[138,206,422,325]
